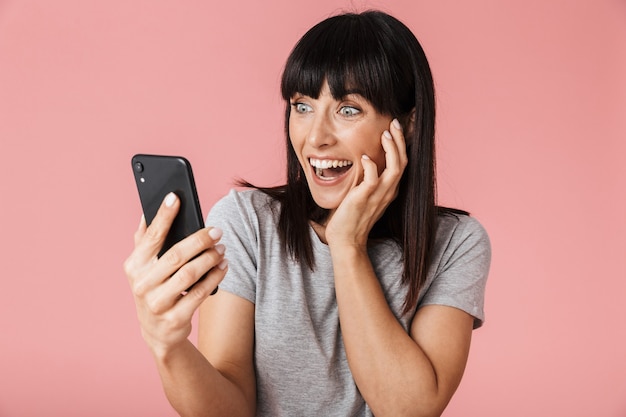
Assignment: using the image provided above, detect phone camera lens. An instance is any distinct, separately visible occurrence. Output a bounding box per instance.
[134,162,144,173]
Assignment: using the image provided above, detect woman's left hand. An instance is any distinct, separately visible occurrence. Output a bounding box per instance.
[324,118,408,249]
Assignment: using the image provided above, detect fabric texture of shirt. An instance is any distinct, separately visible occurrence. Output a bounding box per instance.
[206,189,491,416]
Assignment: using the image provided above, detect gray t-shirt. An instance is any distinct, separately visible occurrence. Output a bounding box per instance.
[206,189,491,416]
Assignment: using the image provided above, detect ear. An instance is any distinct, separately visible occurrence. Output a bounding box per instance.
[402,108,417,140]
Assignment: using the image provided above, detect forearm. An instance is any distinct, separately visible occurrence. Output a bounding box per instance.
[153,339,254,417]
[330,246,446,417]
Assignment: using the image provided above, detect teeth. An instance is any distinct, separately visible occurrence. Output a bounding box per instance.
[309,158,353,169]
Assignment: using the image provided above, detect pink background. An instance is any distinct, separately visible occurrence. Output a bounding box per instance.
[1,0,625,416]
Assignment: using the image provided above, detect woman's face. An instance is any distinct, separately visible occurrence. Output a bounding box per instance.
[289,81,393,211]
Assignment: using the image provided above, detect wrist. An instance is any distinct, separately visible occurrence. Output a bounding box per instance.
[148,338,191,365]
[328,241,369,267]
[328,237,364,251]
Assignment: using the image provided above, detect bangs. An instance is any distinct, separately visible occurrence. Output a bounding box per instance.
[281,13,414,116]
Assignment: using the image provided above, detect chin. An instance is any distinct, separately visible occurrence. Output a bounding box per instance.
[308,189,347,211]
[311,198,339,211]
[305,177,357,212]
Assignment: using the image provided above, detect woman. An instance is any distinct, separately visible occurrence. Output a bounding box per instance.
[124,10,490,417]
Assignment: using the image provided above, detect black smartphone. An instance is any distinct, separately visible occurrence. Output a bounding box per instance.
[131,154,205,258]
[131,154,216,292]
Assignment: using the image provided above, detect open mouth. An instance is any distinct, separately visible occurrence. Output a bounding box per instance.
[309,158,353,180]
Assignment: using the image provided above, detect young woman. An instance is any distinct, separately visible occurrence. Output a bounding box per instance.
[124,10,490,417]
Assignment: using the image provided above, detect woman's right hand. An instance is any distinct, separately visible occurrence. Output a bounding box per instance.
[123,192,228,357]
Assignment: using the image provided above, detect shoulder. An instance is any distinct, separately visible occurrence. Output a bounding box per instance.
[435,211,490,257]
[211,188,275,212]
[209,189,278,221]
[423,212,491,328]
[207,189,280,241]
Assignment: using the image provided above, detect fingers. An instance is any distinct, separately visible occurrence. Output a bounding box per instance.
[360,118,407,190]
[360,154,379,185]
[381,119,407,179]
[164,240,226,295]
[390,118,408,166]
[126,191,225,300]
[143,239,227,315]
[124,193,179,290]
[147,226,224,287]
[175,258,228,310]
[129,225,227,320]
[135,192,180,263]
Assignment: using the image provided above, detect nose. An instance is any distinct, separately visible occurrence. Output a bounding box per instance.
[306,111,336,148]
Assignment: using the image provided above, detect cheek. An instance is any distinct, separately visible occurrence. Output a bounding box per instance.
[288,123,303,152]
[365,142,387,173]
[375,155,386,176]
[288,133,309,170]
[367,121,394,172]
[353,144,385,177]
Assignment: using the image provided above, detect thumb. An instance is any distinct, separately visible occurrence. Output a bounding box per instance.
[360,154,379,186]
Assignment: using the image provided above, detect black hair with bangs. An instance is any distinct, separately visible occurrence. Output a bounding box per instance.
[245,10,464,315]
[281,12,416,118]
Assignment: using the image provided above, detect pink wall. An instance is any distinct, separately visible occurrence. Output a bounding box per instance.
[1,0,624,416]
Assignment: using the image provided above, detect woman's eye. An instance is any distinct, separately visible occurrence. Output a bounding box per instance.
[292,103,312,113]
[339,106,360,116]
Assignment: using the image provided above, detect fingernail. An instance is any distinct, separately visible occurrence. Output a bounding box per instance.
[362,154,370,160]
[392,119,402,130]
[383,130,393,140]
[165,193,177,207]
[215,244,226,255]
[208,227,223,240]
[218,259,228,270]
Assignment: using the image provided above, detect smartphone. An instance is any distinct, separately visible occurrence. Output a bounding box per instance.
[131,154,214,292]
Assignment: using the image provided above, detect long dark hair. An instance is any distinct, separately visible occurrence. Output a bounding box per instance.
[243,10,461,315]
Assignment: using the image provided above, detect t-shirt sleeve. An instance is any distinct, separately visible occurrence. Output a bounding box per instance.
[420,216,491,329]
[205,190,258,304]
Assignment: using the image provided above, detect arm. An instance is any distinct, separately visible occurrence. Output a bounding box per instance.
[123,193,255,417]
[197,290,256,417]
[152,289,256,417]
[324,120,475,416]
[331,245,473,417]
